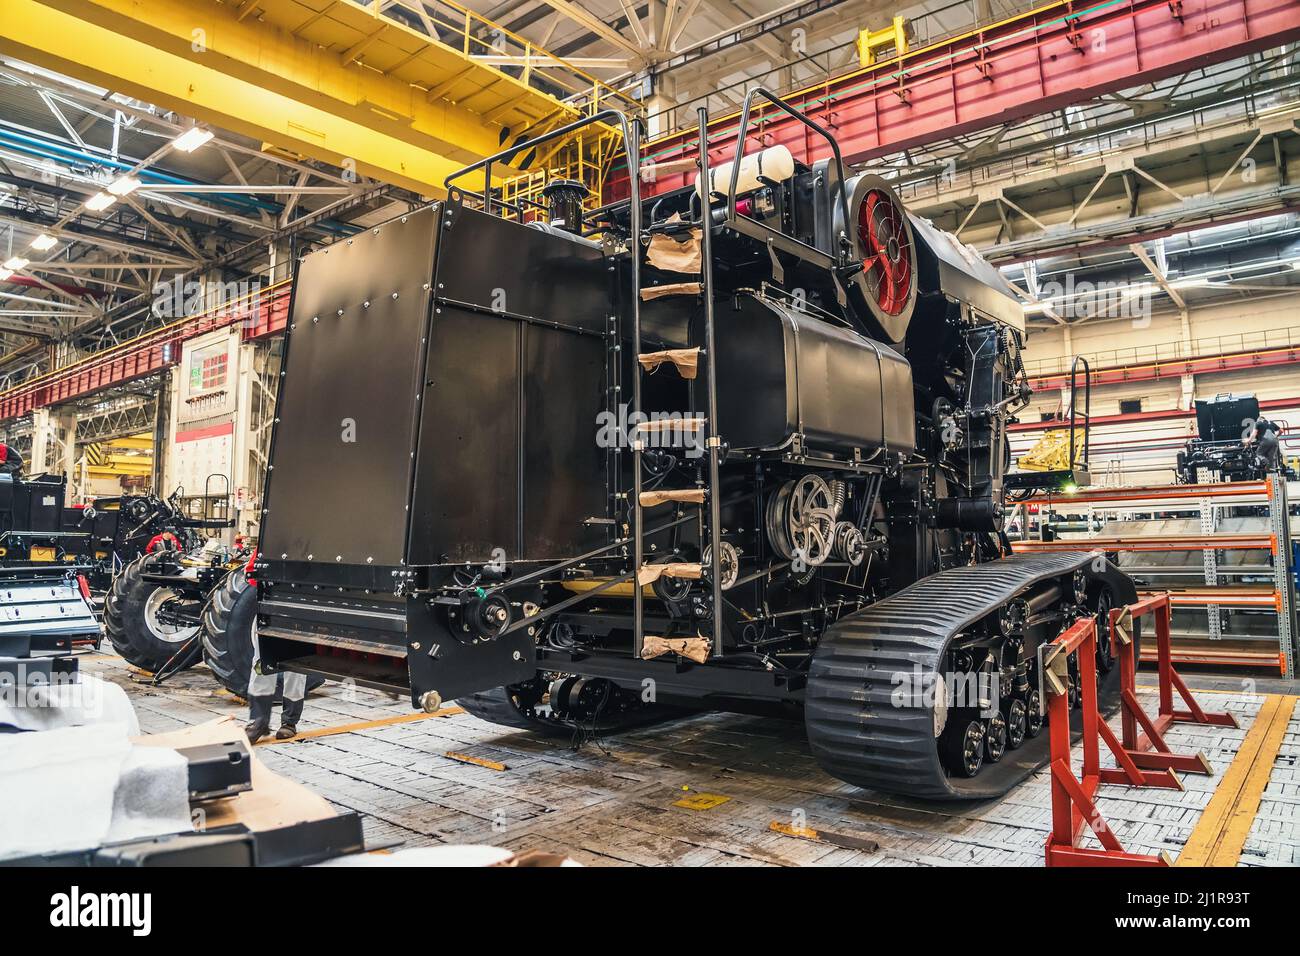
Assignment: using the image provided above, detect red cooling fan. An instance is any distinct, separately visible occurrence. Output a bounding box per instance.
[857,187,914,316]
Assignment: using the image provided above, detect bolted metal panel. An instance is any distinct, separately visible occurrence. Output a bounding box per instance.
[261,207,439,568]
[408,208,612,566]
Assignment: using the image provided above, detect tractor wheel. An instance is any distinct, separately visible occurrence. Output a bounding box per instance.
[104,553,201,674]
[201,569,322,701]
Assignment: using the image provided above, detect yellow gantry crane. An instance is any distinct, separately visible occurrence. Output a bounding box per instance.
[1,0,638,196]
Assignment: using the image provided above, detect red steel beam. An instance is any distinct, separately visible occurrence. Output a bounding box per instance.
[1012,532,1277,551]
[1016,478,1272,504]
[1028,343,1300,391]
[1009,395,1300,432]
[0,281,290,422]
[614,0,1300,199]
[241,285,291,341]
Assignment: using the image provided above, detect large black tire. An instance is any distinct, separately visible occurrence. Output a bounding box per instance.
[104,553,201,673]
[201,570,322,700]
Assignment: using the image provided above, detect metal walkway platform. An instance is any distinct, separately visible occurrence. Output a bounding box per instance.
[84,652,1299,866]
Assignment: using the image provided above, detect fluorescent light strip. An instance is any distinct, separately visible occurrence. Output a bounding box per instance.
[171,127,213,152]
[107,175,141,196]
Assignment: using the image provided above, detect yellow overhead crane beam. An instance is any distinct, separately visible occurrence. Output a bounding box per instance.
[85,432,154,481]
[2,0,635,195]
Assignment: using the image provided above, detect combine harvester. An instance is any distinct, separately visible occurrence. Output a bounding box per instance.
[248,93,1135,798]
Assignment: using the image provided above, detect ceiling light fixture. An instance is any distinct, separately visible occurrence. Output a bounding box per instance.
[107,175,141,196]
[30,234,58,252]
[2,256,30,271]
[85,192,117,211]
[171,127,214,153]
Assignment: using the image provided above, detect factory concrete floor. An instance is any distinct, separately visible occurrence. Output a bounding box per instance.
[84,649,1299,867]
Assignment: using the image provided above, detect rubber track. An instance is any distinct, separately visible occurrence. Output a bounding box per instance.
[805,551,1099,800]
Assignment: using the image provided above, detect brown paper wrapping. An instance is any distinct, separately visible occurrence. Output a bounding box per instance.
[638,488,707,507]
[636,562,703,586]
[646,216,703,274]
[640,282,704,301]
[641,635,711,664]
[637,347,699,379]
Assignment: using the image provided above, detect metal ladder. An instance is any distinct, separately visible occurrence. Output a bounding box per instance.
[628,107,724,661]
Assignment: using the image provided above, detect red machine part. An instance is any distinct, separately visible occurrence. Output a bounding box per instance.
[858,187,913,316]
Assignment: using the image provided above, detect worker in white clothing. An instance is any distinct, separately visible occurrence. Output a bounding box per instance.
[245,627,307,743]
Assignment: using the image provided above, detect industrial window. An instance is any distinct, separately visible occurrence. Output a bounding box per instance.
[1119,399,1143,415]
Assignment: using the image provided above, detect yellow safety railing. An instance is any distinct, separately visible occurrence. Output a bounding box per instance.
[376,0,641,119]
[499,128,624,222]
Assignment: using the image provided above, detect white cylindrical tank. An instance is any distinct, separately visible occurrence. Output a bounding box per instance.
[696,144,795,196]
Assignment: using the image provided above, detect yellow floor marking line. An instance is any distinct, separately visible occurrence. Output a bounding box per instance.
[255,707,464,745]
[1176,694,1296,867]
[672,791,731,810]
[444,751,508,771]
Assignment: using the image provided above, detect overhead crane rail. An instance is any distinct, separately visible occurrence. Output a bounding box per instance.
[1027,342,1300,392]
[611,0,1300,199]
[0,281,289,421]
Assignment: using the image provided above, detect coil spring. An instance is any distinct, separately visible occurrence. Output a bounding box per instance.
[829,479,847,518]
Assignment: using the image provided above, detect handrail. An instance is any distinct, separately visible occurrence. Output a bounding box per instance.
[1024,326,1300,379]
[373,0,640,117]
[725,87,852,266]
[1067,355,1090,470]
[446,109,638,224]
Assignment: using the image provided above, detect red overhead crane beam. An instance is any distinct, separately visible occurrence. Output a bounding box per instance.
[1008,395,1300,433]
[0,282,290,421]
[616,0,1300,198]
[1027,344,1300,391]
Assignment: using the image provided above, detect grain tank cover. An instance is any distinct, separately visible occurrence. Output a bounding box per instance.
[712,293,915,459]
[909,214,1024,331]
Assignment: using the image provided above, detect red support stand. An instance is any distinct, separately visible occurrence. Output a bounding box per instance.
[1043,617,1174,867]
[1110,595,1238,777]
[1044,593,1240,865]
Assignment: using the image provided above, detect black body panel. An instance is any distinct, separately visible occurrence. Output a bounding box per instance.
[713,294,914,456]
[260,206,440,568]
[408,207,611,566]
